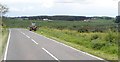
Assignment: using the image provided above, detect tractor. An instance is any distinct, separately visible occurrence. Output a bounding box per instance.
[29,22,38,31]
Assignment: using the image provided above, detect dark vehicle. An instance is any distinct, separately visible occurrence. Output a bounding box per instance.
[29,22,38,31]
[29,26,37,31]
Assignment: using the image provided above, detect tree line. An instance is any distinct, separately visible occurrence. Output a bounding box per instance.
[11,16,114,21]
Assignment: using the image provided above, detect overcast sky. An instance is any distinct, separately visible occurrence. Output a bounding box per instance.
[0,0,119,17]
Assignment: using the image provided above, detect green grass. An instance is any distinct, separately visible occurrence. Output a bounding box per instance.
[0,18,2,59]
[0,18,9,59]
[3,19,31,28]
[36,19,116,32]
[36,27,118,60]
[0,28,8,59]
[0,29,2,58]
[3,19,117,32]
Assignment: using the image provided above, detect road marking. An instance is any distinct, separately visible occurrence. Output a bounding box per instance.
[31,39,38,45]
[30,31,104,60]
[20,31,38,45]
[42,48,59,62]
[25,35,30,38]
[21,32,25,35]
[4,29,11,60]
[20,32,30,38]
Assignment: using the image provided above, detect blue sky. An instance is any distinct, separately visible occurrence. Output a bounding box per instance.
[0,0,119,17]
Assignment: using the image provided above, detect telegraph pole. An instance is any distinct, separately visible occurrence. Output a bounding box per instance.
[0,4,3,26]
[118,1,120,62]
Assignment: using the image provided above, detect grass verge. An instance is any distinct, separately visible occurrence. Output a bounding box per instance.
[36,27,118,61]
[0,28,8,59]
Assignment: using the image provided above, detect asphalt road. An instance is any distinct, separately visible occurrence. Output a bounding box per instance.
[3,28,106,62]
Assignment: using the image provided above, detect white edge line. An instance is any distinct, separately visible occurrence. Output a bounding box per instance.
[4,29,11,60]
[42,48,59,61]
[31,39,38,45]
[30,31,105,60]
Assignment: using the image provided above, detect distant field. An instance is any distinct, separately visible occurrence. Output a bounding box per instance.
[3,19,117,32]
[3,19,31,28]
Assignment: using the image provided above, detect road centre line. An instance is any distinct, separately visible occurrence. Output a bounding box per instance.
[21,32,25,35]
[31,39,38,45]
[21,32,29,38]
[42,48,60,62]
[20,31,38,45]
[25,35,30,38]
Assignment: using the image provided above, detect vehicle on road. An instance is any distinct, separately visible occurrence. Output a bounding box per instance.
[29,22,38,31]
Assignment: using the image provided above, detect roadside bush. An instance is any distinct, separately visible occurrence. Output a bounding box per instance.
[91,40,105,50]
[93,28,103,32]
[101,45,118,54]
[77,28,88,33]
[73,25,77,28]
[56,26,66,30]
[105,30,117,43]
[91,34,99,40]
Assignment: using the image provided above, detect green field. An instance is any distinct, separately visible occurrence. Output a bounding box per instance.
[2,18,119,60]
[4,19,116,32]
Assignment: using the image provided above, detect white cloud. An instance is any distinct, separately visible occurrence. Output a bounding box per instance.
[10,8,21,12]
[0,0,55,8]
[0,0,118,17]
[55,0,88,3]
[41,0,55,8]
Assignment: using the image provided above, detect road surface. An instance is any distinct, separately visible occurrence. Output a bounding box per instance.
[3,28,105,62]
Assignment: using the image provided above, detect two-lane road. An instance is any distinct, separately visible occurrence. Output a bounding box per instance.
[3,28,105,62]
